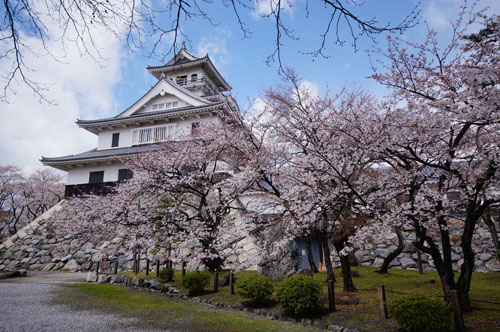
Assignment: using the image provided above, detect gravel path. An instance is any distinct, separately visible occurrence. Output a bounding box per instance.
[0,273,170,332]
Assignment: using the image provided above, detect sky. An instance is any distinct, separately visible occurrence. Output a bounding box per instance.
[0,0,499,178]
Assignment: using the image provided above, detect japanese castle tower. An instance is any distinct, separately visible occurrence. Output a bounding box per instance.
[41,44,239,196]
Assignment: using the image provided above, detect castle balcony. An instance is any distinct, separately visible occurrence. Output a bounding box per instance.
[175,76,218,96]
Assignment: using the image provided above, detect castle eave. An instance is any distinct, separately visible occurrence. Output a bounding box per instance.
[147,57,231,91]
[41,145,159,171]
[77,103,223,134]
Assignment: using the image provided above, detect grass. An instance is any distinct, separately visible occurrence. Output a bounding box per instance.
[120,266,500,332]
[52,283,323,332]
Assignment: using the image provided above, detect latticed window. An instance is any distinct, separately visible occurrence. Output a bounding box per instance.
[152,101,179,111]
[132,124,176,145]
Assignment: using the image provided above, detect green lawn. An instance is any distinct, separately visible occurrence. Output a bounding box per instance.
[52,283,323,332]
[119,266,500,332]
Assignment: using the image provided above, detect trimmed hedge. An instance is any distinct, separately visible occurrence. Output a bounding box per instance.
[159,268,174,282]
[182,272,210,295]
[390,294,451,332]
[276,275,322,315]
[237,275,274,306]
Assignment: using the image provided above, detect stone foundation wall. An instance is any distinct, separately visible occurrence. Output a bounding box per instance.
[0,200,126,272]
[0,199,261,272]
[258,223,500,280]
[1,200,499,275]
[348,222,500,273]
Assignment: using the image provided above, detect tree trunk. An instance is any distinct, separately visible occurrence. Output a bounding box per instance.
[414,208,479,313]
[334,239,357,292]
[456,209,481,313]
[321,237,335,282]
[377,227,405,274]
[305,237,319,273]
[482,207,500,264]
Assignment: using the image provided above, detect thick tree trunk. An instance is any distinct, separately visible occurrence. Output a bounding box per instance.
[305,237,319,273]
[456,208,482,313]
[377,227,405,274]
[482,207,500,264]
[414,203,482,313]
[334,239,357,292]
[321,237,335,282]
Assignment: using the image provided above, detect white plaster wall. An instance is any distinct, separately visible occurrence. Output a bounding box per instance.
[96,113,219,150]
[138,94,184,114]
[239,194,281,214]
[97,128,133,150]
[171,114,220,139]
[66,162,125,185]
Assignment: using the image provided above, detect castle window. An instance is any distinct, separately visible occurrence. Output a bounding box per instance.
[191,122,200,135]
[111,133,120,147]
[132,124,176,145]
[176,75,187,85]
[89,171,104,184]
[191,74,198,82]
[152,101,178,111]
[118,169,133,182]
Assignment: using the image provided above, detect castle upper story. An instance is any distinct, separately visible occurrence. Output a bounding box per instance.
[41,44,239,186]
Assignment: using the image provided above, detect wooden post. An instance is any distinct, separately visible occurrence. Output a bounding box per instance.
[230,272,235,295]
[156,260,160,277]
[113,260,118,275]
[417,250,423,274]
[132,251,137,274]
[146,258,150,276]
[327,280,336,312]
[96,261,100,274]
[377,285,388,320]
[182,262,186,277]
[136,254,140,275]
[165,260,169,270]
[214,271,219,293]
[450,290,466,332]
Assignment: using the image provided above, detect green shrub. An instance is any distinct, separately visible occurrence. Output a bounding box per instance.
[390,294,451,332]
[276,275,322,315]
[237,275,274,306]
[181,272,210,295]
[159,268,174,282]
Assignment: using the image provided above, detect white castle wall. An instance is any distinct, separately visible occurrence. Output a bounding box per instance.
[66,162,124,185]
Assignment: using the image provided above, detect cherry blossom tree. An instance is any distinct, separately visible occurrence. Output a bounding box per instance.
[0,165,24,238]
[368,9,500,311]
[248,70,385,291]
[60,121,259,272]
[0,166,64,239]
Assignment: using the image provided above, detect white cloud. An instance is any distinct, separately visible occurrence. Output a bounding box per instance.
[253,0,295,18]
[424,1,456,31]
[299,80,319,98]
[0,20,123,177]
[423,0,500,32]
[196,37,232,69]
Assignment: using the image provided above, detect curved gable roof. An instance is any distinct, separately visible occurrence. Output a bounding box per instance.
[166,45,199,65]
[116,77,210,118]
[147,56,231,91]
